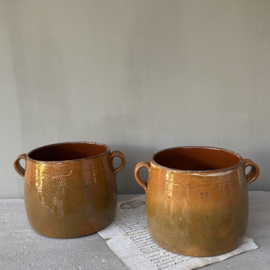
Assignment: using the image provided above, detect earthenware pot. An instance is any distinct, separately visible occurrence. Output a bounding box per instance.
[134,146,260,257]
[13,142,125,238]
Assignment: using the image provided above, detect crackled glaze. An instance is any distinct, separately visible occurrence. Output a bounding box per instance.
[13,142,125,238]
[134,146,260,257]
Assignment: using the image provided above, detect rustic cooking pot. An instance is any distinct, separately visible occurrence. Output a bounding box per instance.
[13,142,125,238]
[134,146,260,257]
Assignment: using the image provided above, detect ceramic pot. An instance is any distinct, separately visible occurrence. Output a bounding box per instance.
[13,142,125,238]
[134,146,260,257]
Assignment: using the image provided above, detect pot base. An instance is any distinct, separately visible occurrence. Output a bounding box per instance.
[150,232,244,257]
[29,217,115,239]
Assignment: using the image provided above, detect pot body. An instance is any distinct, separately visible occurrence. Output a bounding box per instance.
[135,147,260,256]
[14,142,125,238]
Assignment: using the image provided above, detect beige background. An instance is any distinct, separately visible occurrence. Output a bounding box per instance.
[0,0,269,198]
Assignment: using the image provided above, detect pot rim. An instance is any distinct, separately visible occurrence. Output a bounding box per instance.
[27,141,110,163]
[151,146,243,173]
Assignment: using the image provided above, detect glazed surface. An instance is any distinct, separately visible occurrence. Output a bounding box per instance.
[146,165,248,256]
[14,142,125,238]
[25,155,116,238]
[134,146,260,256]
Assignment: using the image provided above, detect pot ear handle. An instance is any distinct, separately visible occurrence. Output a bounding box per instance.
[13,154,27,179]
[134,161,150,193]
[110,150,126,175]
[243,159,260,186]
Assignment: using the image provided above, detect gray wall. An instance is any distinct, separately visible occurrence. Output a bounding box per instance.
[1,0,269,198]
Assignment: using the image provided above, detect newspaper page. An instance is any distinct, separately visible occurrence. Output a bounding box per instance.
[98,195,258,270]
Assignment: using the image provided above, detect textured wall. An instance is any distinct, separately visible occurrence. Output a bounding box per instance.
[0,0,269,198]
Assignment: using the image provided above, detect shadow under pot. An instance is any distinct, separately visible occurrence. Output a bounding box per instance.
[134,146,260,257]
[13,142,125,238]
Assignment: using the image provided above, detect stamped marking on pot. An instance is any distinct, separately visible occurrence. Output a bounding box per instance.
[120,200,145,209]
[200,192,209,199]
[58,179,66,186]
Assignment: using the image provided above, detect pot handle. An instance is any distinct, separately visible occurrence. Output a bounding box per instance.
[243,159,260,185]
[110,150,126,175]
[134,161,150,193]
[13,154,27,179]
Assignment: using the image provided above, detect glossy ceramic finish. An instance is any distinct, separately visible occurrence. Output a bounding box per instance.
[13,142,125,238]
[134,146,260,257]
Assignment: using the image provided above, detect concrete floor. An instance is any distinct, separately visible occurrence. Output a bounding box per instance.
[0,192,269,270]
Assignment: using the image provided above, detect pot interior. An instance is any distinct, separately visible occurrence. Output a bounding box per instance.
[153,147,241,171]
[28,142,108,162]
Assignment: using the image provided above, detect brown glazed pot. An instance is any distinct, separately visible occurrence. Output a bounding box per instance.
[13,142,125,238]
[134,146,260,257]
